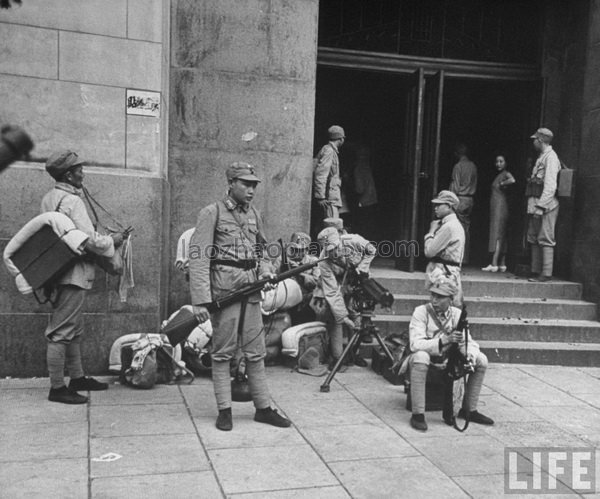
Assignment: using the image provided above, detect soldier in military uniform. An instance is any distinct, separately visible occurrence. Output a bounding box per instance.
[526,128,561,282]
[404,276,494,432]
[284,231,321,323]
[189,162,291,432]
[311,125,345,238]
[315,227,376,369]
[424,190,466,307]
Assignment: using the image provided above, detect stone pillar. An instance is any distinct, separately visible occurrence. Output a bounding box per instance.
[573,0,600,302]
[168,0,319,310]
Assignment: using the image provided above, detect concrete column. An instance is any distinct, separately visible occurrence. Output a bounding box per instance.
[168,0,319,310]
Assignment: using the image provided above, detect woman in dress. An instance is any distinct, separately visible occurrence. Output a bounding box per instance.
[482,153,516,272]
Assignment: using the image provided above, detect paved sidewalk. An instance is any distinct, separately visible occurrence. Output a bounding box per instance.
[2,363,600,498]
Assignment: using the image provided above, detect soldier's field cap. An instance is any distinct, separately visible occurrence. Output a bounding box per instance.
[45,150,84,180]
[317,227,340,251]
[428,276,458,297]
[226,161,261,182]
[323,217,344,231]
[290,231,311,249]
[431,190,459,208]
[328,125,345,140]
[530,127,553,142]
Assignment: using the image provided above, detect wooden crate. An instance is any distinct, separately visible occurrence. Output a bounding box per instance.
[11,225,78,289]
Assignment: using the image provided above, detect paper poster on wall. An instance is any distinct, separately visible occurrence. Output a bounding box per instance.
[126,89,160,117]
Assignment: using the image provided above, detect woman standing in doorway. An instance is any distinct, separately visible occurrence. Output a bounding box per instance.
[482,153,516,272]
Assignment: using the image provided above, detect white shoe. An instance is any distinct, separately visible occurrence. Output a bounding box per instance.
[498,265,507,273]
[481,265,498,272]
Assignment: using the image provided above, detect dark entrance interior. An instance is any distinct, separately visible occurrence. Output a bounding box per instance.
[315,65,539,269]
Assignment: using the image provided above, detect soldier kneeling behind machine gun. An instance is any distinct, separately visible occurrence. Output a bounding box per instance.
[319,267,395,392]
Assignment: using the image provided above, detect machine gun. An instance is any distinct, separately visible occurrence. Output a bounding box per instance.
[320,273,395,392]
[163,257,327,346]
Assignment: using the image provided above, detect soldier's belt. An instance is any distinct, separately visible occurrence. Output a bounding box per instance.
[212,259,257,270]
[429,256,460,267]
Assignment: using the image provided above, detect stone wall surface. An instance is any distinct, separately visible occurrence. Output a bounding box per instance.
[167,0,319,310]
[0,0,164,172]
[0,166,167,377]
[0,0,169,376]
[573,0,600,304]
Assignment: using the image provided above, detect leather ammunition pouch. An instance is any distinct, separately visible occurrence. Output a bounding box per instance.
[525,177,544,197]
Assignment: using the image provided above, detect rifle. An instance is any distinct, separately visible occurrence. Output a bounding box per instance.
[443,305,474,432]
[446,306,474,380]
[162,257,327,346]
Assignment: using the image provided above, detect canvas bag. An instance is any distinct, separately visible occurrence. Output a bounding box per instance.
[120,334,194,388]
[121,337,160,389]
[557,160,574,198]
[297,328,328,365]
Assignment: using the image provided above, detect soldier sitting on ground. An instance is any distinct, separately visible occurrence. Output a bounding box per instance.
[284,231,320,325]
[401,276,494,432]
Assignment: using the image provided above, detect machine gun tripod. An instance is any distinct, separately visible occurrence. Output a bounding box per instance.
[320,275,395,392]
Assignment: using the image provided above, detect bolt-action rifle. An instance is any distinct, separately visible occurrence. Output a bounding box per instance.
[162,257,327,346]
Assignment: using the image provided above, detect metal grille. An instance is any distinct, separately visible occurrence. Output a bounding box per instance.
[318,0,540,64]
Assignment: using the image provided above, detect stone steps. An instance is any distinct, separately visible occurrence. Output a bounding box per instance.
[384,294,597,320]
[479,341,600,367]
[371,268,583,300]
[366,266,600,366]
[373,315,600,343]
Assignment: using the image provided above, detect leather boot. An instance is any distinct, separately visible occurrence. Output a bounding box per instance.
[216,407,233,431]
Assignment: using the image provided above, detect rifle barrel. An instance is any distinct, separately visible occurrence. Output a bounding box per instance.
[207,257,328,312]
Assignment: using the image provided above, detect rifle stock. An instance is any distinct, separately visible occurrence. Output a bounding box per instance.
[163,257,327,346]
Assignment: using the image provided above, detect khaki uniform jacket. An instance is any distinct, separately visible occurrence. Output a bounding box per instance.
[424,213,465,265]
[317,234,376,323]
[40,183,115,290]
[527,146,560,215]
[189,197,273,305]
[313,142,342,207]
[409,304,480,359]
[289,253,320,293]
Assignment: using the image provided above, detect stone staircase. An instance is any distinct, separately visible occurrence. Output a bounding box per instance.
[369,266,600,366]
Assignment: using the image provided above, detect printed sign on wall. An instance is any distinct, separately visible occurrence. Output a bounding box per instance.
[126,90,160,117]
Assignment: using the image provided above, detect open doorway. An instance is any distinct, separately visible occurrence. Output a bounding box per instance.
[315,65,541,270]
[439,78,539,268]
[314,66,410,244]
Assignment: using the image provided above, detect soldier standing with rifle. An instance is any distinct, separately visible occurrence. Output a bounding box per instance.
[189,162,291,432]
